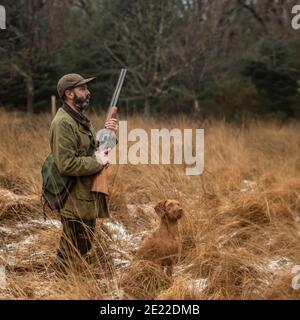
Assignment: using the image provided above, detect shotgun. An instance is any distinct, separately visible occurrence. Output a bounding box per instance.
[91,68,127,195]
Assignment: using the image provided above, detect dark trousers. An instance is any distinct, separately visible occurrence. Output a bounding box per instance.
[57,217,96,268]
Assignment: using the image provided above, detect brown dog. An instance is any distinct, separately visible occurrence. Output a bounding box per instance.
[136,199,183,277]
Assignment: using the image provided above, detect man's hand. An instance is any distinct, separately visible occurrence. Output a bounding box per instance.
[105,118,118,134]
[95,148,111,166]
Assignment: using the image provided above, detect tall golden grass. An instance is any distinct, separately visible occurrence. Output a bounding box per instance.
[0,108,300,299]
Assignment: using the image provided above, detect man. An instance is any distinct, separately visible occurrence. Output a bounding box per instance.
[49,73,117,270]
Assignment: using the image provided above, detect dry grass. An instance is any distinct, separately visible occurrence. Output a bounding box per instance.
[0,108,300,299]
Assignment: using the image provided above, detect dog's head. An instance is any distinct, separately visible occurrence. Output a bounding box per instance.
[154,199,183,221]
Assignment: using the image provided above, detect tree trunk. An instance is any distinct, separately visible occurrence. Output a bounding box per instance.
[26,0,35,114]
[194,98,199,112]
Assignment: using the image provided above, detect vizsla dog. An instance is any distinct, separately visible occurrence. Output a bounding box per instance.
[136,199,183,277]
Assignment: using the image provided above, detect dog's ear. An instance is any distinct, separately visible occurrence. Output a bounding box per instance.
[154,200,167,217]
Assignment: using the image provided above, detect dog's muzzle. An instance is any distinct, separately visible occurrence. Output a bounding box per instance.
[176,209,183,219]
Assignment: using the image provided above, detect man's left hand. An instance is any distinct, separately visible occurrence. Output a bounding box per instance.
[105,118,118,134]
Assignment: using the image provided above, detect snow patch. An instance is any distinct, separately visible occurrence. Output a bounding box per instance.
[187,277,208,293]
[0,226,14,234]
[30,218,61,228]
[16,218,61,230]
[113,258,130,267]
[105,221,132,242]
[6,235,39,251]
[240,180,257,192]
[266,257,293,272]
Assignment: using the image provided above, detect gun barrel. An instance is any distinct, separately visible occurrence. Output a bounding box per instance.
[109,68,127,108]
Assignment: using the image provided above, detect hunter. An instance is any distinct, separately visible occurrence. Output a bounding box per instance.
[50,73,117,270]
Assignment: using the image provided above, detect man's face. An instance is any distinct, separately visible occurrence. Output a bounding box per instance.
[71,84,91,112]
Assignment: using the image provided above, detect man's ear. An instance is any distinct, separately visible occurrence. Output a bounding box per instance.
[65,89,74,100]
[154,200,167,217]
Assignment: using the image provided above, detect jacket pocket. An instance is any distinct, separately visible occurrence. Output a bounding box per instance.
[65,197,97,220]
[74,176,94,200]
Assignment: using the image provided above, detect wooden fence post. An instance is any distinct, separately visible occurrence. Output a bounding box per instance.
[51,95,56,118]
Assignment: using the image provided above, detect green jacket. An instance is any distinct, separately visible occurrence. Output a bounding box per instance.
[49,105,109,220]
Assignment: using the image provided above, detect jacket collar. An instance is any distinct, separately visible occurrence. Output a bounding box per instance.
[62,103,91,130]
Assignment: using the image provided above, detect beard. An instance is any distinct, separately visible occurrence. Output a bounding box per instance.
[73,93,90,112]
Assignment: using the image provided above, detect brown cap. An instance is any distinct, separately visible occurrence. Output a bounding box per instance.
[57,73,96,98]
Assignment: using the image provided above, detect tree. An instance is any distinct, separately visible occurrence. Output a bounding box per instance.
[242,37,300,117]
[0,0,88,113]
[104,0,180,116]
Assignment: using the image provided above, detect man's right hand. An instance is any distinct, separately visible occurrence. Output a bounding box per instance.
[95,148,111,166]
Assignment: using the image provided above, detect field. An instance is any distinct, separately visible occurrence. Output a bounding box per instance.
[0,109,300,299]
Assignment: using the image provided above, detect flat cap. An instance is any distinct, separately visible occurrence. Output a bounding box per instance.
[57,73,96,98]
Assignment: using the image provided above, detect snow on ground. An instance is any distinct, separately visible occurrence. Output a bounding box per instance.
[103,219,148,268]
[0,217,61,266]
[16,218,61,229]
[187,277,208,293]
[105,221,132,242]
[2,197,296,299]
[240,179,257,192]
[1,213,140,271]
[0,226,14,234]
[265,257,293,272]
[5,234,39,251]
[112,258,130,267]
[0,218,61,236]
[104,219,147,249]
[30,218,61,228]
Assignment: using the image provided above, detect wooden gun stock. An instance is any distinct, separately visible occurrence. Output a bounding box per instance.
[91,165,109,195]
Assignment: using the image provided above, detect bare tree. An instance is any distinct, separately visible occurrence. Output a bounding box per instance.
[105,0,180,116]
[0,0,87,113]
